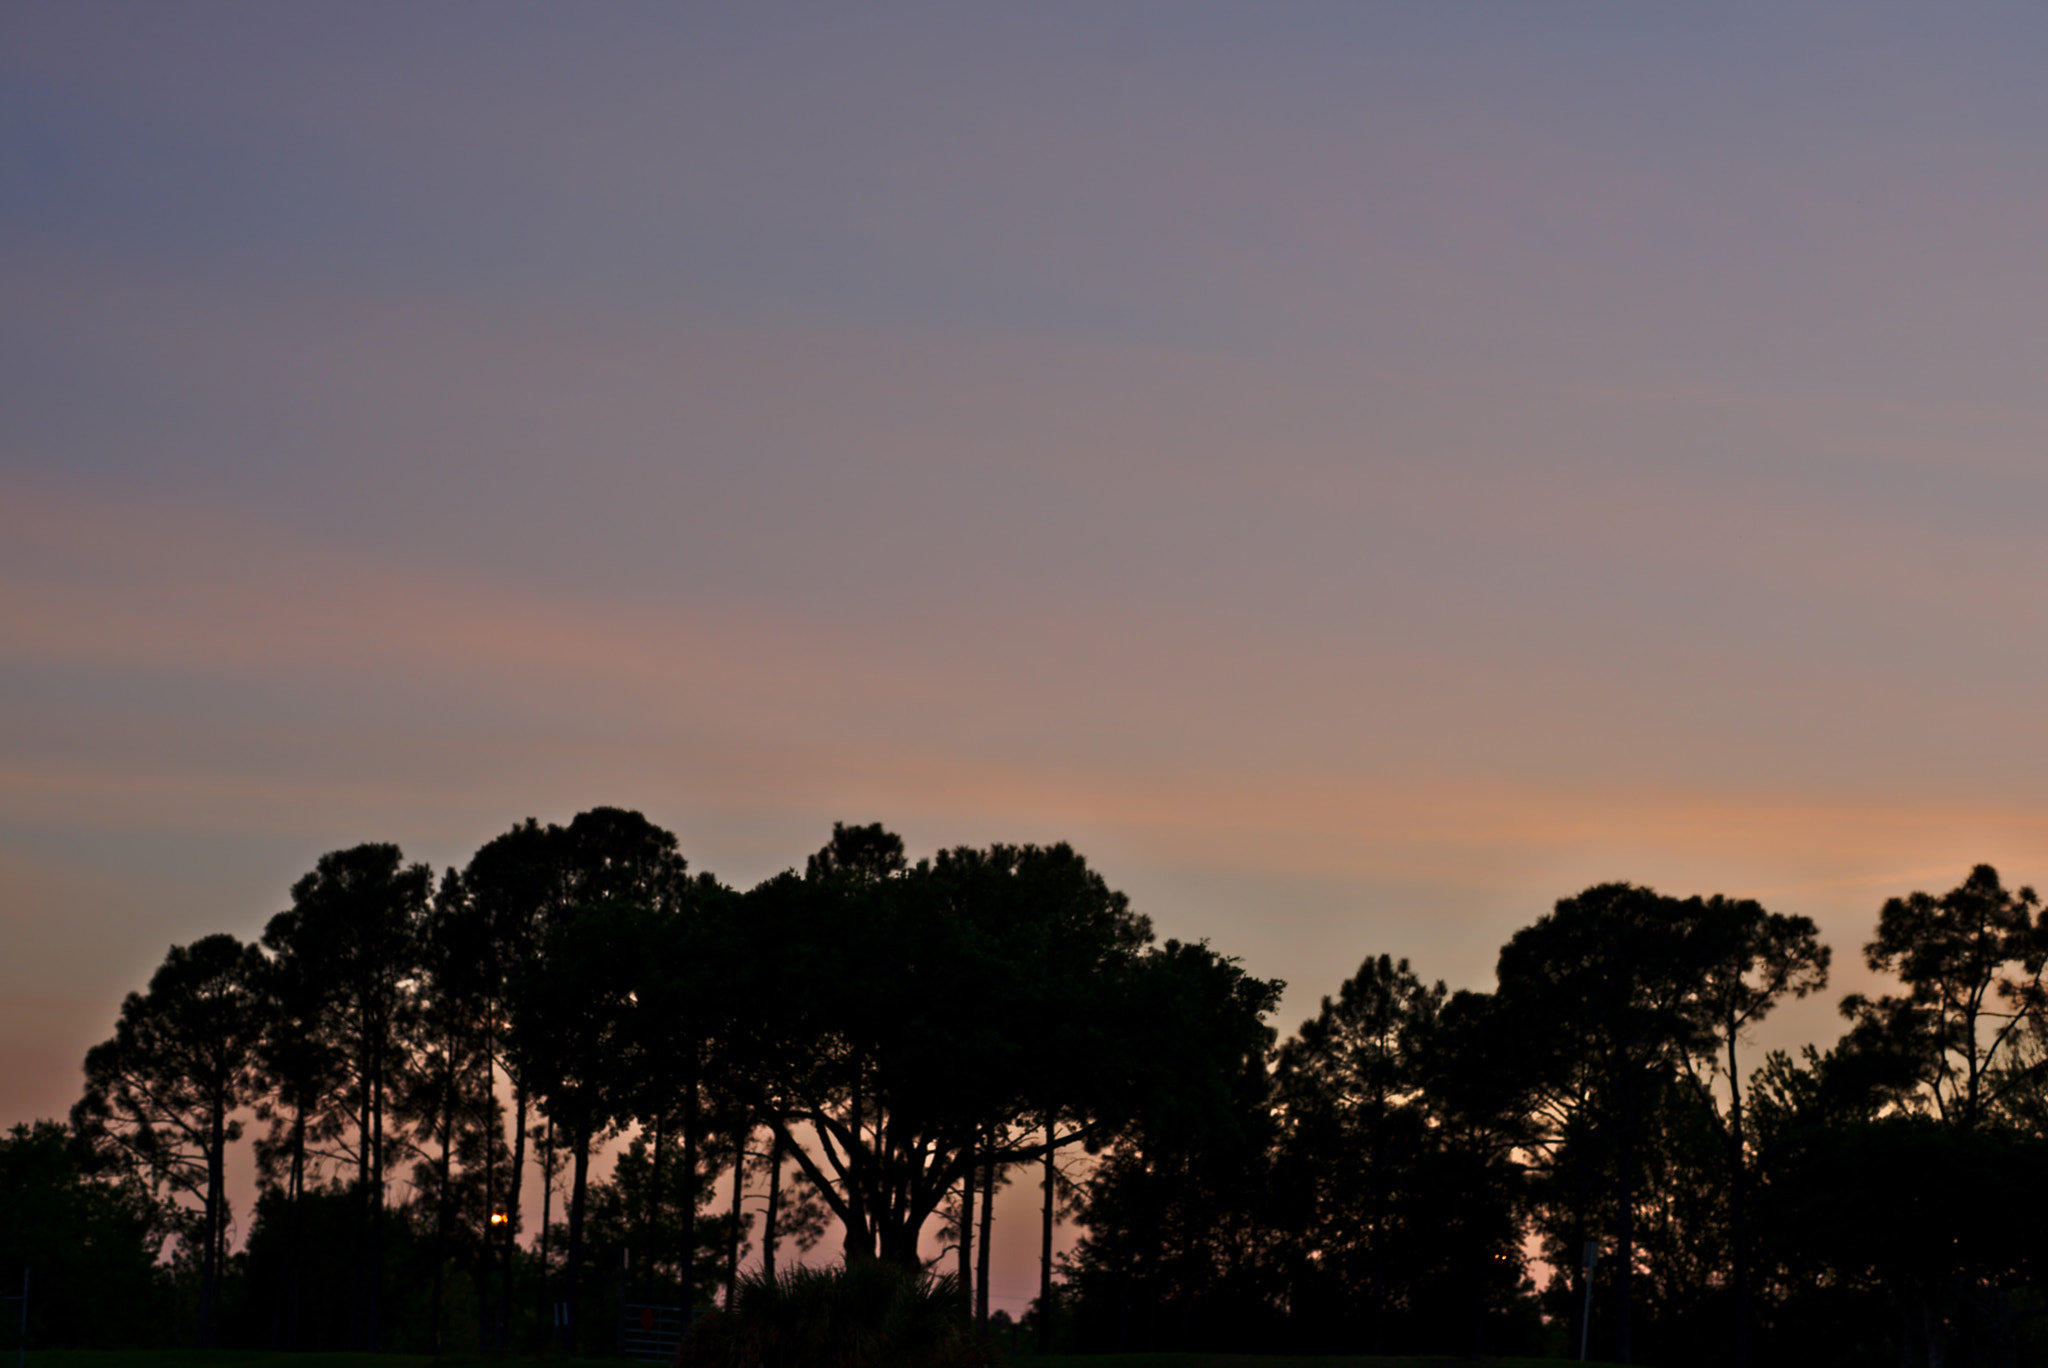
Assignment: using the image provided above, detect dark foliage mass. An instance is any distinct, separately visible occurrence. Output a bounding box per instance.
[16,811,2048,1367]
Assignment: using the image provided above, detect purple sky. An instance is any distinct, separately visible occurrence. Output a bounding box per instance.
[7,1,2048,1309]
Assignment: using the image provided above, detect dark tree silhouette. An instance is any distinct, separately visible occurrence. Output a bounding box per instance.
[403,865,503,1355]
[249,934,345,1349]
[1495,882,1713,1365]
[731,827,1157,1272]
[73,933,268,1346]
[510,805,700,1350]
[1841,864,2048,1131]
[261,843,430,1351]
[1670,894,1828,1368]
[459,815,562,1349]
[1272,953,1444,1353]
[0,1121,171,1349]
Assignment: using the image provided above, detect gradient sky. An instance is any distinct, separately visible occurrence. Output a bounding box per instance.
[6,1,2048,1306]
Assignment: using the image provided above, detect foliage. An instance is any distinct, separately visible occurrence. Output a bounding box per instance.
[0,1120,175,1349]
[51,816,2048,1366]
[1840,863,2048,1131]
[71,934,269,1347]
[678,1258,987,1368]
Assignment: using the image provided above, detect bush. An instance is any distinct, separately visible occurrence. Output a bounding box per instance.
[677,1258,992,1368]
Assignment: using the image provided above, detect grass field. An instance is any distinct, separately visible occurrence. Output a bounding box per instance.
[15,1353,1618,1368]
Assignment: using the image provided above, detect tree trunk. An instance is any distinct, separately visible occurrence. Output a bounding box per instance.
[503,1082,526,1356]
[480,1060,495,1354]
[201,1099,224,1347]
[763,1133,782,1283]
[355,1072,372,1350]
[679,1073,699,1316]
[432,1059,454,1356]
[285,1106,306,1350]
[644,1113,665,1302]
[976,1147,994,1335]
[1039,1118,1056,1355]
[1616,1080,1637,1364]
[726,1125,748,1303]
[956,1157,974,1314]
[368,1053,385,1353]
[1727,1012,1750,1368]
[538,1121,554,1351]
[565,1122,592,1354]
[844,1061,869,1258]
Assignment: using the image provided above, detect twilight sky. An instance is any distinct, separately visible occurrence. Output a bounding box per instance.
[6,5,2048,1295]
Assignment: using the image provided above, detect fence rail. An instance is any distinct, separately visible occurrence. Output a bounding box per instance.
[621,1302,690,1362]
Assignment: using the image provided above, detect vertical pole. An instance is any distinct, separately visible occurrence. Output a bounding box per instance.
[16,1267,27,1368]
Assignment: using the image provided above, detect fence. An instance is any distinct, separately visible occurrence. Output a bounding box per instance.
[620,1303,690,1362]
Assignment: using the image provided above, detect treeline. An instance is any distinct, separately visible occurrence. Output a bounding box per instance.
[1058,870,2048,1368]
[28,810,1268,1358]
[6,809,2046,1367]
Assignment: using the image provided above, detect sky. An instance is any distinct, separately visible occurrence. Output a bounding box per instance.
[6,1,2048,1310]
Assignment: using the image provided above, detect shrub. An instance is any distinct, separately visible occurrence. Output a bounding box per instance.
[677,1257,992,1368]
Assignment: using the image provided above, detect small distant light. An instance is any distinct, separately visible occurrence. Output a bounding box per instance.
[490,1212,508,1225]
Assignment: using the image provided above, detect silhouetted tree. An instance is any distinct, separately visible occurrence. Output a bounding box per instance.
[401,865,504,1354]
[261,843,430,1351]
[1495,882,1712,1364]
[731,826,1159,1274]
[72,933,268,1346]
[511,806,694,1351]
[1272,953,1442,1352]
[460,815,562,1349]
[1063,938,1284,1354]
[1670,894,1828,1368]
[1841,864,2048,1131]
[249,933,345,1349]
[0,1121,172,1348]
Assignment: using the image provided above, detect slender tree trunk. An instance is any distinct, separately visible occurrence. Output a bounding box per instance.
[845,1060,869,1258]
[432,1055,454,1357]
[1616,1081,1637,1365]
[565,1122,592,1354]
[479,1049,496,1355]
[956,1156,974,1314]
[202,1100,224,1347]
[1368,1176,1384,1355]
[369,1054,385,1353]
[503,1082,527,1356]
[1727,1016,1750,1368]
[285,1106,306,1350]
[644,1113,665,1302]
[1039,1117,1056,1355]
[725,1125,748,1303]
[355,1065,372,1351]
[679,1071,699,1317]
[976,1145,994,1335]
[538,1121,554,1351]
[762,1133,782,1282]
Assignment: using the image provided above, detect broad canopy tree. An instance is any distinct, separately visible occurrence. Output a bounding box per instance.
[725,824,1168,1271]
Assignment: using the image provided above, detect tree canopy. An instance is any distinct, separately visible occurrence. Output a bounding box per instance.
[36,825,2048,1368]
